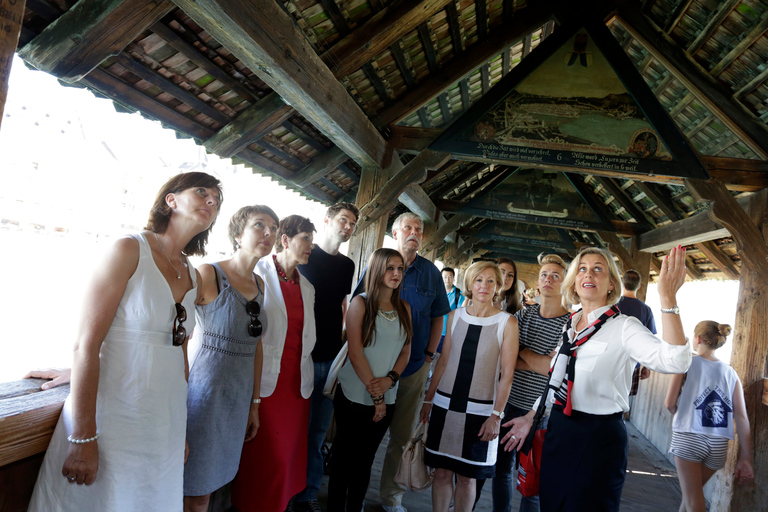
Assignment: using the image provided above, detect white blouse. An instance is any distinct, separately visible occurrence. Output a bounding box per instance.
[541,305,691,415]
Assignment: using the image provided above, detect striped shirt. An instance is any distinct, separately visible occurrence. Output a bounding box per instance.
[508,304,570,410]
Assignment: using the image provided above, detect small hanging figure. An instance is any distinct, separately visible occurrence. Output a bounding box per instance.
[564,33,593,67]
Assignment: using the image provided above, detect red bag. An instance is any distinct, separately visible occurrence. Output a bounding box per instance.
[516,428,546,498]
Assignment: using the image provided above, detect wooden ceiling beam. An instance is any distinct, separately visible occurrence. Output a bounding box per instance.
[377,1,554,126]
[362,62,392,106]
[422,214,472,252]
[280,121,327,152]
[431,162,488,199]
[172,0,387,169]
[446,1,463,56]
[18,0,175,83]
[389,41,416,88]
[292,147,350,187]
[399,183,437,220]
[112,53,231,125]
[81,67,213,140]
[337,163,360,183]
[419,22,440,72]
[686,0,740,55]
[685,254,704,280]
[438,93,453,125]
[387,126,444,154]
[476,0,489,41]
[616,6,768,159]
[318,0,351,36]
[631,194,751,253]
[694,241,740,280]
[446,153,768,192]
[150,21,258,103]
[710,15,768,77]
[257,137,309,169]
[321,0,451,78]
[633,182,685,222]
[686,178,768,285]
[594,176,656,228]
[356,149,451,232]
[203,92,292,158]
[663,0,693,33]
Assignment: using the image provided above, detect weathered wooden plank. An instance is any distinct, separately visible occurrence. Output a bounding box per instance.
[318,0,350,36]
[596,176,656,228]
[321,0,451,78]
[422,213,471,252]
[318,177,344,197]
[18,0,174,82]
[418,22,439,72]
[150,21,257,103]
[256,138,307,169]
[362,62,391,105]
[475,0,488,41]
[709,188,768,511]
[686,0,740,54]
[113,53,231,125]
[377,1,553,125]
[446,1,463,56]
[203,92,292,158]
[336,162,359,182]
[280,120,327,152]
[711,14,768,77]
[172,0,387,168]
[417,107,431,128]
[0,379,68,466]
[663,0,693,33]
[0,0,25,130]
[437,93,452,125]
[237,147,294,180]
[631,194,752,253]
[616,6,768,159]
[686,178,768,286]
[82,67,214,140]
[387,125,444,154]
[389,41,416,89]
[694,241,740,280]
[633,182,684,221]
[293,147,349,187]
[399,183,437,220]
[356,150,450,233]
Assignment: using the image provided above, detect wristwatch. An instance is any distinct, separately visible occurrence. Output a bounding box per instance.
[492,409,505,420]
[661,305,680,314]
[424,349,436,359]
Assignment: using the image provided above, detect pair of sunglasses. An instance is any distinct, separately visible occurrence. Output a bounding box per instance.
[246,300,263,338]
[173,303,187,346]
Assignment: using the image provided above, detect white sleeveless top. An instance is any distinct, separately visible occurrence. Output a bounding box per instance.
[673,356,739,439]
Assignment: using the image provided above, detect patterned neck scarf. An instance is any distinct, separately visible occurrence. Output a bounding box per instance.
[549,305,621,416]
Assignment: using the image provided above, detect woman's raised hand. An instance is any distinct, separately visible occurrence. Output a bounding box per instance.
[657,245,686,301]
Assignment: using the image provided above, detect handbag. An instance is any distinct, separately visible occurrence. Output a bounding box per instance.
[394,422,434,492]
[322,341,348,399]
[516,427,546,497]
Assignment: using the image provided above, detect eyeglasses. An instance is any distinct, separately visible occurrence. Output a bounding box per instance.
[173,303,187,346]
[246,300,263,338]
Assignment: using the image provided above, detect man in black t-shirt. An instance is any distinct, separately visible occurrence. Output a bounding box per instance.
[293,202,358,512]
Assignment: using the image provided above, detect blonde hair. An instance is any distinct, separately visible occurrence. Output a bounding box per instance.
[537,253,568,271]
[463,260,504,303]
[694,321,732,350]
[561,247,622,306]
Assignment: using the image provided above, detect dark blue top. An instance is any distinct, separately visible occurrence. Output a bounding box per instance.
[354,254,451,377]
[617,296,657,334]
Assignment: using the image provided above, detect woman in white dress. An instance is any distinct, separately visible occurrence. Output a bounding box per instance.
[29,172,222,512]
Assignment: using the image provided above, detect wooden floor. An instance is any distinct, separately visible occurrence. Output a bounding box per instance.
[313,421,682,512]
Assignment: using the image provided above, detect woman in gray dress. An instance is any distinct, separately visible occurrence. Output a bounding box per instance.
[183,205,279,512]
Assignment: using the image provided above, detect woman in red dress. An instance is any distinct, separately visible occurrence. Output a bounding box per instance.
[231,215,317,512]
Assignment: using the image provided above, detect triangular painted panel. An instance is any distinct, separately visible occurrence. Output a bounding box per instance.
[459,168,615,231]
[430,16,708,180]
[476,221,575,252]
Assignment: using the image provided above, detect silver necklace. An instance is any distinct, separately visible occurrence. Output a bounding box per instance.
[154,232,183,279]
[378,309,397,322]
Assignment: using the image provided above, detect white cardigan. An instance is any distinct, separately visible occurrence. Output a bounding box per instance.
[256,256,317,398]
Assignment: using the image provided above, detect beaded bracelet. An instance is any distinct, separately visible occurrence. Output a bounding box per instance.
[387,370,400,388]
[371,394,385,405]
[67,433,100,444]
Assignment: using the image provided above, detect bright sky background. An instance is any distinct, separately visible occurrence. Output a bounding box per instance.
[0,55,741,383]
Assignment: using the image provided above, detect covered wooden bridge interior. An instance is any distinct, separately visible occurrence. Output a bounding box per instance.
[1,0,768,510]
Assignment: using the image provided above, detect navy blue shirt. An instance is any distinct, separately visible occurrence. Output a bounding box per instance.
[617,296,657,334]
[354,254,451,377]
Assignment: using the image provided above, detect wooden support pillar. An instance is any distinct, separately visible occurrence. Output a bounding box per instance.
[630,236,652,302]
[348,163,396,287]
[421,219,437,263]
[443,242,458,268]
[709,189,768,511]
[0,0,26,129]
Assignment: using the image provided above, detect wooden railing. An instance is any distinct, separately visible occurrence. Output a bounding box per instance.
[0,378,68,512]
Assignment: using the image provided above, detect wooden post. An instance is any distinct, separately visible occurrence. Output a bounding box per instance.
[444,242,458,268]
[0,0,25,129]
[421,219,437,263]
[630,236,652,302]
[709,189,768,511]
[348,164,395,287]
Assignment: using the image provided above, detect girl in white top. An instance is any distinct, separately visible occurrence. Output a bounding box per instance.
[665,321,754,512]
[328,248,412,512]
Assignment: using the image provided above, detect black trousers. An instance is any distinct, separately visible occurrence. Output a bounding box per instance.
[327,386,394,512]
[539,406,628,512]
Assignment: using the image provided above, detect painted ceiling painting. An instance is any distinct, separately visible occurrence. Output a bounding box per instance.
[432,17,709,180]
[477,221,573,252]
[461,168,614,231]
